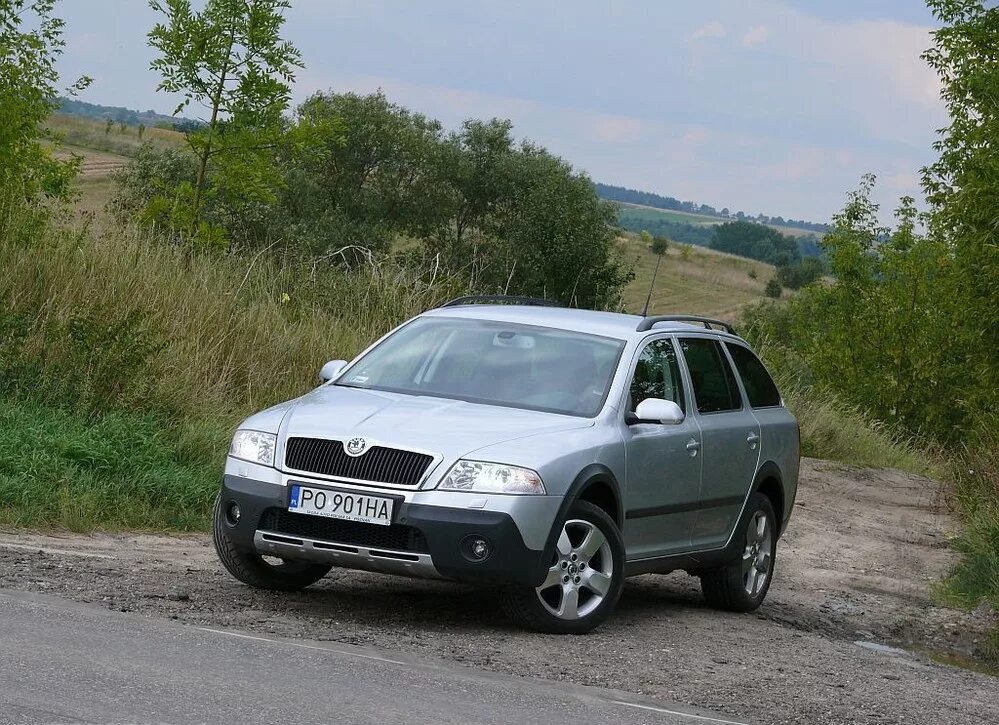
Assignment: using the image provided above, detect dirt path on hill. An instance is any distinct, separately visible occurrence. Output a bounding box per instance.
[1,458,995,725]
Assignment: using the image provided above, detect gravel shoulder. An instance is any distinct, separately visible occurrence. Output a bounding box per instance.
[1,458,996,725]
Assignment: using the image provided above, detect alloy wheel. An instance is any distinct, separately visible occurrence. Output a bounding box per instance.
[536,518,613,620]
[742,509,773,597]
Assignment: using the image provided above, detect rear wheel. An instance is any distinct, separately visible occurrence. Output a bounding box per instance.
[699,492,776,612]
[501,501,624,634]
[212,494,332,591]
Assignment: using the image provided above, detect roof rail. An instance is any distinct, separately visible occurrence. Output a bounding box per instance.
[636,315,737,335]
[439,295,565,308]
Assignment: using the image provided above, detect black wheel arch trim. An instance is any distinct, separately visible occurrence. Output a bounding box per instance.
[533,464,623,584]
[752,460,789,533]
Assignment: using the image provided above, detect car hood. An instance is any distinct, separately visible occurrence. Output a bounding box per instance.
[277,384,593,465]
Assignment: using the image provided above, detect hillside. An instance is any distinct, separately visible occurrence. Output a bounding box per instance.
[49,114,184,219]
[617,232,777,319]
[614,201,826,263]
[57,97,202,130]
[596,181,831,234]
[53,118,782,322]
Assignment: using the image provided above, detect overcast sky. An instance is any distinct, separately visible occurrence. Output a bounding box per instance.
[55,0,946,223]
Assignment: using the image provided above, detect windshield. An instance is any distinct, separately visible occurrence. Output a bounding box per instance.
[337,317,625,417]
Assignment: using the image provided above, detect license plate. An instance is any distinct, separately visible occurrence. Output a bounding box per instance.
[288,485,394,526]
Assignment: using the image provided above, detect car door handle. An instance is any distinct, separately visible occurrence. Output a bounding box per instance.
[686,439,700,456]
[747,432,760,449]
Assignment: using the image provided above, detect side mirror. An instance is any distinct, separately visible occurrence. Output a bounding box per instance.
[318,359,348,383]
[632,398,685,425]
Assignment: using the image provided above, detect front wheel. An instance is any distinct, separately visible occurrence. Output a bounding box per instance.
[212,494,332,591]
[501,501,624,634]
[699,492,776,612]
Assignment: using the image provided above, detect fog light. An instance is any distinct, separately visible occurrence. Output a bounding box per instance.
[227,501,241,526]
[460,535,492,562]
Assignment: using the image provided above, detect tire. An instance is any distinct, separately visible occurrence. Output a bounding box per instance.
[212,493,332,591]
[699,492,776,612]
[501,500,624,634]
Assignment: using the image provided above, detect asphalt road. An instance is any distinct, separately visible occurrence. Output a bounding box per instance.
[0,589,747,725]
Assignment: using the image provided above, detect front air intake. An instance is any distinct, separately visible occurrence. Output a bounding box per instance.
[284,437,433,487]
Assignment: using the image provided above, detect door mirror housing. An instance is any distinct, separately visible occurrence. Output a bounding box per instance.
[319,359,348,383]
[632,398,685,425]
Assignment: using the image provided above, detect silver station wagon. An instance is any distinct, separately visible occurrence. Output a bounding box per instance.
[214,297,800,633]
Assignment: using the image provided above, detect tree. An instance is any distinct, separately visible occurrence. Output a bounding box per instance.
[650,235,669,255]
[746,176,960,439]
[489,143,633,308]
[775,256,824,289]
[763,277,782,299]
[711,220,800,265]
[922,0,999,421]
[147,0,302,234]
[0,0,90,200]
[278,91,450,254]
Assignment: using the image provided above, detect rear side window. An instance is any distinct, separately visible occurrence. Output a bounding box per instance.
[726,344,782,408]
[679,338,742,413]
[629,338,686,413]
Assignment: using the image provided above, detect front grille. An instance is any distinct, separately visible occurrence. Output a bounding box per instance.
[258,508,429,553]
[284,437,433,487]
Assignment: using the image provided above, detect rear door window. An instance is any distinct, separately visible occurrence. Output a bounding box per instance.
[679,338,742,413]
[726,343,782,408]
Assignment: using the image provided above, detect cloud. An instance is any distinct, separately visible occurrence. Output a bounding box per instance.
[741,25,769,48]
[690,21,726,41]
[681,127,709,145]
[587,114,645,143]
[883,171,920,191]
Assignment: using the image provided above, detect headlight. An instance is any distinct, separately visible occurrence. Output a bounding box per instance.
[439,460,546,495]
[229,430,276,467]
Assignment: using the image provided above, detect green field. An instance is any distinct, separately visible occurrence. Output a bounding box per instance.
[616,201,822,239]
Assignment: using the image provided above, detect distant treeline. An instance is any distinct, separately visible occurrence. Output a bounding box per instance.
[614,212,715,247]
[596,182,831,234]
[613,205,824,259]
[57,97,203,132]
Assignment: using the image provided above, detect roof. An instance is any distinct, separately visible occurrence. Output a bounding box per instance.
[420,304,739,340]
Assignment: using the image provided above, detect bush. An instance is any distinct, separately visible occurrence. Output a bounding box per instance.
[776,256,824,289]
[764,277,782,298]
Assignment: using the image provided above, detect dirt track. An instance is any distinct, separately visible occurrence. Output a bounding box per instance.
[1,459,996,724]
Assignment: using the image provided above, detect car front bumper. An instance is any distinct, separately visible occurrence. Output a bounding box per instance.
[219,472,559,587]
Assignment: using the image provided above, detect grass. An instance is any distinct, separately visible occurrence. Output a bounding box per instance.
[46,113,184,157]
[0,190,466,530]
[937,439,999,663]
[618,203,721,228]
[783,386,937,475]
[0,400,220,530]
[618,231,778,320]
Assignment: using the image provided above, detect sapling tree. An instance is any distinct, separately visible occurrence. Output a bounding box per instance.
[147,0,302,235]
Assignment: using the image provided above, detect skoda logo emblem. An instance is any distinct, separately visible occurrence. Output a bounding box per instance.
[344,437,368,457]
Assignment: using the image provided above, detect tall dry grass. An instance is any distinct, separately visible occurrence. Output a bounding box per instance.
[1,206,466,423]
[0,195,468,528]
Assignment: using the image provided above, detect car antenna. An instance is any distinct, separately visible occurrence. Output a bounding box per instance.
[640,252,663,317]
